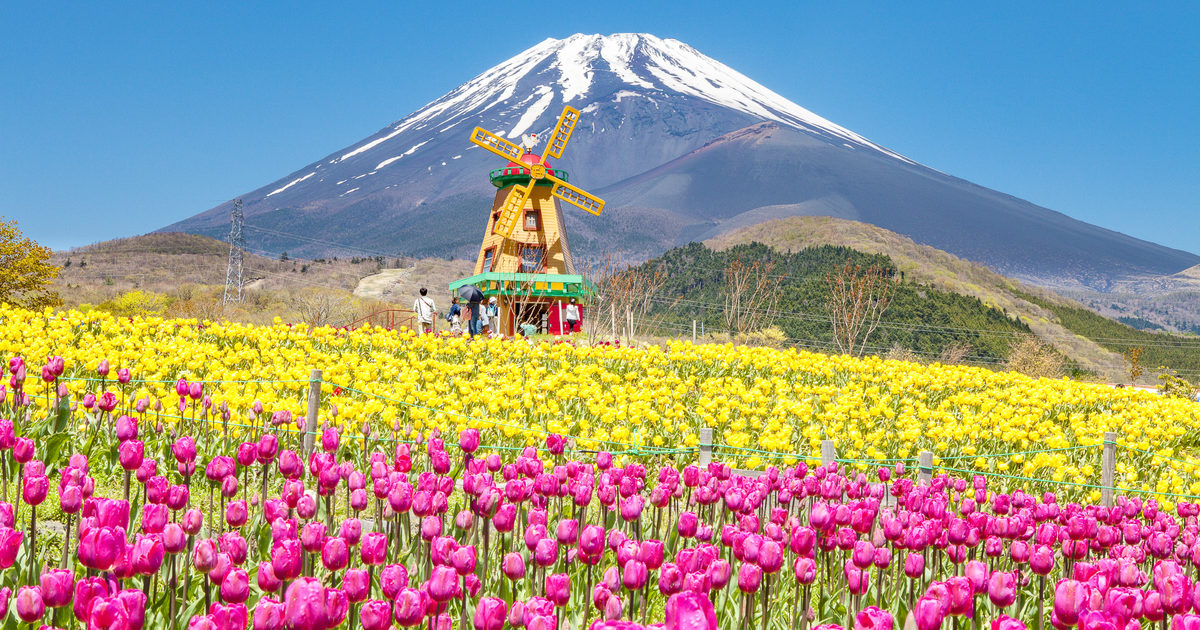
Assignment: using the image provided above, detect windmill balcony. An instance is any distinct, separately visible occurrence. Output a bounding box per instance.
[489,166,569,189]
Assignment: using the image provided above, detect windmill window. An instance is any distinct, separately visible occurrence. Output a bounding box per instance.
[482,247,496,271]
[524,210,540,231]
[519,245,545,273]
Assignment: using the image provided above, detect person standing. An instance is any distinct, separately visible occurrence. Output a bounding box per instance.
[485,297,500,337]
[564,297,581,334]
[413,288,437,335]
[467,294,483,338]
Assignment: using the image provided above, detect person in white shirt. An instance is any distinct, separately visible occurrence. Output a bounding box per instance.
[564,297,580,334]
[413,288,437,335]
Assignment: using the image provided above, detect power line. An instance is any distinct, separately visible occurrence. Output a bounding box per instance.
[243,224,414,263]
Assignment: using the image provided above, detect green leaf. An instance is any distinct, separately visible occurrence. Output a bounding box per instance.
[43,433,72,470]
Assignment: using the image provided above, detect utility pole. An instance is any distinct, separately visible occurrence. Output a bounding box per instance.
[222,199,245,304]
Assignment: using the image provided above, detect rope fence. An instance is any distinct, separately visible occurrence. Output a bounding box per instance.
[20,371,1199,504]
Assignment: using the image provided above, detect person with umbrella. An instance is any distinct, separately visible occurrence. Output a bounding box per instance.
[457,284,485,338]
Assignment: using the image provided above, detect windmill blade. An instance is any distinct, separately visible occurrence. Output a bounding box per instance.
[470,127,524,162]
[550,179,605,216]
[494,184,532,238]
[541,106,580,161]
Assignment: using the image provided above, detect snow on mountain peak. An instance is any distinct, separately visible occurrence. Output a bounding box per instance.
[333,33,910,166]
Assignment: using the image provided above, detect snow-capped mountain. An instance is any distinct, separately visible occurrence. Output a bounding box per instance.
[164,33,1198,289]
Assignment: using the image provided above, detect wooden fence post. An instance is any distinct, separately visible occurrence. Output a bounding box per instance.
[693,320,697,344]
[918,451,933,485]
[303,369,322,458]
[821,440,837,468]
[699,427,713,467]
[1102,431,1117,507]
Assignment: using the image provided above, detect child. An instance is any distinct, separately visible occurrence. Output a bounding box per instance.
[449,310,463,335]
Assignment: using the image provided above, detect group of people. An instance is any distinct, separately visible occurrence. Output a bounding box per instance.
[412,287,499,337]
[411,287,581,339]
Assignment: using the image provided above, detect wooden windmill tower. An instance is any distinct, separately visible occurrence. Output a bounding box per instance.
[448,106,606,336]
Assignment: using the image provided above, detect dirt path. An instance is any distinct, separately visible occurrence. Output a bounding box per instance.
[353,268,413,301]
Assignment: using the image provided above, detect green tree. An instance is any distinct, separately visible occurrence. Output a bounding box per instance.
[0,217,61,309]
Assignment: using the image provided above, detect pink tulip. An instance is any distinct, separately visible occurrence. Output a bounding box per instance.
[13,437,34,463]
[89,597,130,629]
[343,568,369,602]
[451,546,477,576]
[221,568,250,604]
[225,500,248,528]
[989,571,1017,608]
[172,436,197,463]
[545,573,570,607]
[257,561,282,593]
[15,586,44,623]
[855,606,894,630]
[428,566,460,602]
[380,564,410,599]
[664,591,717,630]
[72,577,108,622]
[991,616,1027,630]
[1030,545,1055,575]
[131,535,165,575]
[192,539,218,573]
[914,596,947,630]
[533,538,559,567]
[182,508,204,535]
[459,429,481,454]
[737,563,762,593]
[253,598,285,630]
[393,588,426,627]
[271,540,302,581]
[116,416,138,442]
[361,532,387,565]
[257,435,279,464]
[283,578,329,630]
[321,427,339,453]
[1054,579,1087,625]
[39,569,73,608]
[22,474,48,505]
[503,552,527,581]
[350,600,386,630]
[321,537,349,572]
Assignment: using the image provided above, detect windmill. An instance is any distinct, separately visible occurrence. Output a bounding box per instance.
[468,106,604,241]
[448,106,606,337]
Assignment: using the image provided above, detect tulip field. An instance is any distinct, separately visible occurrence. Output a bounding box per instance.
[1,305,1200,630]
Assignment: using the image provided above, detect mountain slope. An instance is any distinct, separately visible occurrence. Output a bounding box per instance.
[162,33,1199,290]
[706,215,1200,381]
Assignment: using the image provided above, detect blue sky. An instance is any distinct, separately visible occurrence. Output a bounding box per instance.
[2,1,1197,256]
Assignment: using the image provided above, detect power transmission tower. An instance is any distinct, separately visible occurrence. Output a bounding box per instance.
[222,199,245,304]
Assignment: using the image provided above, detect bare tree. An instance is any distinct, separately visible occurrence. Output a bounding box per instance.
[722,257,779,343]
[1005,334,1066,379]
[938,341,973,365]
[824,261,899,356]
[578,254,669,345]
[290,288,358,328]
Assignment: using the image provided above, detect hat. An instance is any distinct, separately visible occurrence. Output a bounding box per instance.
[489,296,497,303]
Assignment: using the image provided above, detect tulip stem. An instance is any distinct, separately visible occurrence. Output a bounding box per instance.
[169,555,178,630]
[61,513,71,568]
[27,505,36,585]
[1,452,7,503]
[1037,575,1045,630]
